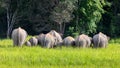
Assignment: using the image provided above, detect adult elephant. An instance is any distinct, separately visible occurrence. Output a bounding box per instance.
[75,34,91,48]
[63,36,75,46]
[43,33,56,48]
[93,32,109,48]
[48,30,63,46]
[12,27,27,46]
[83,34,92,47]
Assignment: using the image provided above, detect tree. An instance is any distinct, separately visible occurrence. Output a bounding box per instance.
[96,0,112,36]
[50,0,76,34]
[27,0,60,34]
[0,0,32,38]
[109,0,120,37]
[97,0,120,37]
[74,0,105,34]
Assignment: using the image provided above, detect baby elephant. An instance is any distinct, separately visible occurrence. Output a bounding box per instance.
[29,37,38,46]
[25,41,31,46]
[12,27,27,46]
[63,36,75,46]
[43,33,57,48]
[36,33,45,46]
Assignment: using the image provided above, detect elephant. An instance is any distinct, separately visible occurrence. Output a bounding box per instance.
[63,36,75,46]
[83,34,91,47]
[93,32,109,48]
[25,41,31,46]
[89,37,93,47]
[29,37,38,46]
[11,27,27,46]
[48,30,63,46]
[43,33,57,48]
[75,34,86,48]
[75,34,91,48]
[36,33,45,46]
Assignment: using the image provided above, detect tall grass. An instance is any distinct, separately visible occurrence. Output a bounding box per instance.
[0,39,120,68]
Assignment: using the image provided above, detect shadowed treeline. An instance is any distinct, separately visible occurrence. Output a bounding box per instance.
[0,0,120,38]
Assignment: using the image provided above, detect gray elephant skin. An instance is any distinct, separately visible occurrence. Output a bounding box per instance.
[75,34,91,48]
[93,32,109,48]
[12,27,27,46]
[63,36,75,46]
[29,37,38,46]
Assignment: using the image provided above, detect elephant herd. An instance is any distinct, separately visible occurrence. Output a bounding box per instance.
[11,27,110,48]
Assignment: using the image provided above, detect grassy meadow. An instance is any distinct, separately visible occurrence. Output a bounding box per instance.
[0,38,120,68]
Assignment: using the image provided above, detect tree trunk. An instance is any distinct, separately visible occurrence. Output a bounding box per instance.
[59,23,62,34]
[6,7,11,38]
[58,22,65,37]
[7,28,10,38]
[6,8,17,38]
[62,22,66,34]
[75,0,81,33]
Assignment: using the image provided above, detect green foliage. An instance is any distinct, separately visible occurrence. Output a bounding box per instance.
[0,0,120,38]
[50,0,74,23]
[26,0,60,34]
[97,0,120,37]
[50,0,76,33]
[109,0,120,37]
[75,0,105,34]
[110,14,120,37]
[65,27,79,38]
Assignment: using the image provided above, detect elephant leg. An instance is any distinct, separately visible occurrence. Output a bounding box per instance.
[46,42,51,48]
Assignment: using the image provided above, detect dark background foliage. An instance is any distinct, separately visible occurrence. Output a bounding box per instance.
[0,0,119,38]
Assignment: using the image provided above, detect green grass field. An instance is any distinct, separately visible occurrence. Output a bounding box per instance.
[0,39,120,68]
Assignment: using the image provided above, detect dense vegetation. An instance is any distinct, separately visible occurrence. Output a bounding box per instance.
[0,38,119,68]
[0,0,120,38]
[0,0,120,67]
